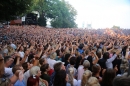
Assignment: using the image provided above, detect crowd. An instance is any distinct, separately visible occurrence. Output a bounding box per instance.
[0,25,130,86]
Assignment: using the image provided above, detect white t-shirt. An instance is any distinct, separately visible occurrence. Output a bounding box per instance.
[47,58,57,69]
[23,70,30,86]
[73,79,78,86]
[77,80,81,86]
[19,51,25,58]
[77,65,84,80]
[4,67,13,78]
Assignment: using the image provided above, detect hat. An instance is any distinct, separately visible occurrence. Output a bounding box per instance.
[10,44,17,50]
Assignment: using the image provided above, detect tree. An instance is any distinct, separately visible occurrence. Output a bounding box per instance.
[0,0,34,21]
[32,0,77,28]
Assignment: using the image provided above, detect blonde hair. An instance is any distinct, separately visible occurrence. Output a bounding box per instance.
[7,45,15,56]
[0,78,11,86]
[50,52,57,59]
[30,66,40,76]
[81,70,92,86]
[83,60,90,69]
[68,67,74,86]
[87,77,100,86]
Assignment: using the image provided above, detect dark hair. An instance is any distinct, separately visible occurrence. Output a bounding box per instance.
[78,43,84,49]
[85,49,90,55]
[75,56,82,69]
[22,62,28,73]
[40,63,49,73]
[53,70,66,86]
[4,56,11,63]
[69,57,76,65]
[12,65,22,74]
[102,68,116,86]
[56,50,60,56]
[39,58,45,66]
[27,75,39,86]
[103,52,110,61]
[113,76,130,86]
[92,64,101,76]
[65,54,71,61]
[54,62,62,72]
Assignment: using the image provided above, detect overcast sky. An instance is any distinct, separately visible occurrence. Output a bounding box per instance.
[65,0,130,28]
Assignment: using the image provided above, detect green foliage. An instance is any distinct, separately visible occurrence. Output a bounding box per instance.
[38,16,47,26]
[33,0,77,28]
[112,25,120,29]
[0,0,34,21]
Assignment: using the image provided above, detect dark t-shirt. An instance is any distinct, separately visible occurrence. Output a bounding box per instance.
[98,58,107,76]
[40,73,50,83]
[98,58,107,69]
[86,56,93,71]
[100,83,113,86]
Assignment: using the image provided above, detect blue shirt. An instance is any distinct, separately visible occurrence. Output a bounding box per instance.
[14,80,25,86]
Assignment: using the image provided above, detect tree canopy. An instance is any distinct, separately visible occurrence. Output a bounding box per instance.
[33,0,77,28]
[0,0,34,21]
[0,0,77,28]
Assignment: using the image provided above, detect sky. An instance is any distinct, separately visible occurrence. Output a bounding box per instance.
[65,0,130,28]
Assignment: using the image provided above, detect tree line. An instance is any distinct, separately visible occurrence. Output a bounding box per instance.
[0,0,77,28]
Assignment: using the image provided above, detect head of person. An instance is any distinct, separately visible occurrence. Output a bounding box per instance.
[96,49,102,59]
[39,58,47,66]
[40,63,50,74]
[87,77,100,86]
[0,78,11,86]
[18,46,24,51]
[75,56,82,69]
[81,70,92,86]
[103,52,110,60]
[12,64,24,75]
[113,76,130,86]
[65,53,71,62]
[85,49,90,55]
[54,62,65,72]
[12,64,24,81]
[27,75,39,86]
[30,66,41,77]
[102,68,116,86]
[83,60,90,70]
[92,64,101,76]
[69,56,76,65]
[53,70,68,86]
[4,56,14,67]
[22,62,33,73]
[50,52,57,60]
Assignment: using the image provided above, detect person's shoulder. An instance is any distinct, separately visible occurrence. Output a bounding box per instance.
[5,67,12,70]
[66,82,71,86]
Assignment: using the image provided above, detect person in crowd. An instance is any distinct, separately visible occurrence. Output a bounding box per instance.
[113,76,130,86]
[53,70,70,86]
[28,66,48,86]
[66,56,77,78]
[50,62,65,86]
[101,68,116,86]
[77,59,85,80]
[92,64,102,83]
[87,77,100,86]
[27,75,39,86]
[40,63,50,83]
[68,67,78,86]
[77,70,92,86]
